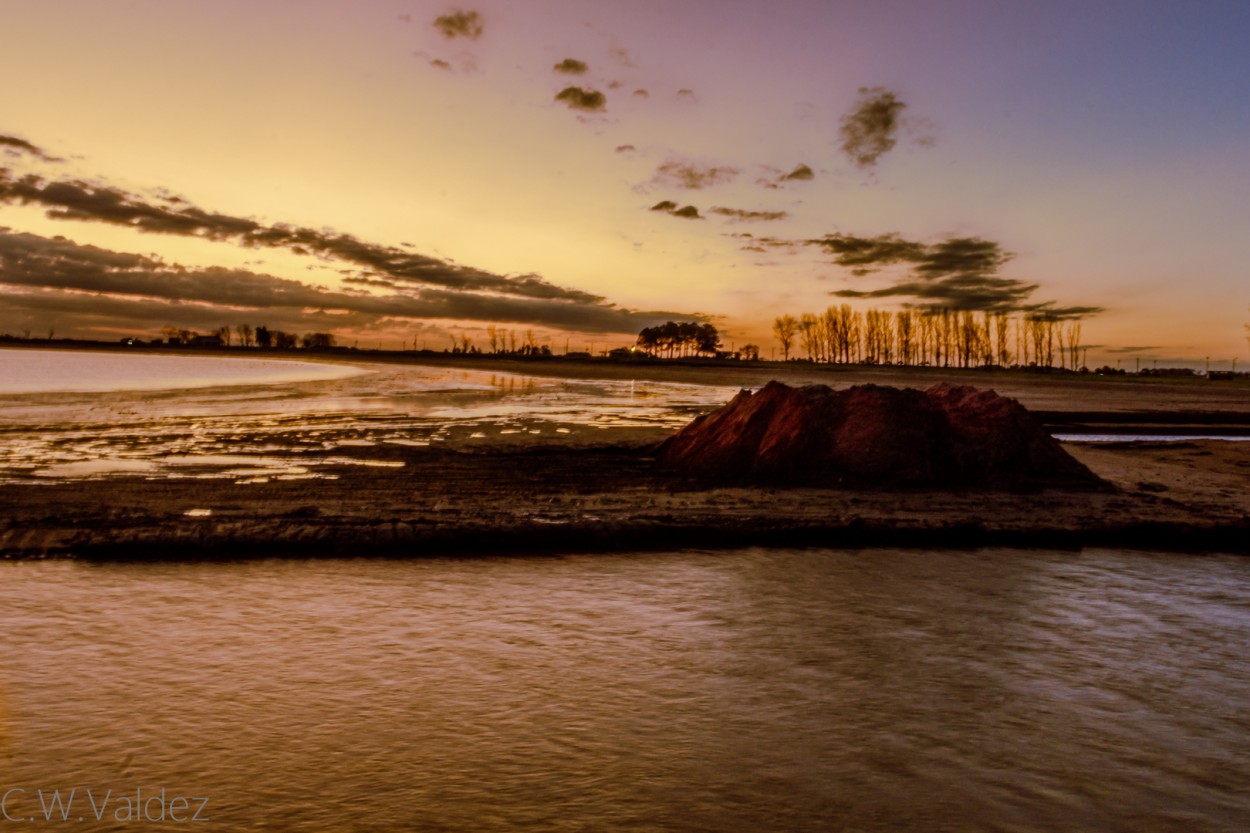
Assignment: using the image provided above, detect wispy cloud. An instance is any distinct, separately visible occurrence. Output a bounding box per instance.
[0,167,605,302]
[0,228,689,333]
[813,231,1101,315]
[651,158,739,189]
[838,86,905,169]
[708,207,789,222]
[0,135,62,163]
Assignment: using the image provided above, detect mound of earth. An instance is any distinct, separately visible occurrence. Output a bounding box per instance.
[657,381,1106,490]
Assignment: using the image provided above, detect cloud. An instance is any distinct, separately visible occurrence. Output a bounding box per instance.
[838,86,906,169]
[831,274,1040,311]
[554,86,606,112]
[650,201,701,219]
[708,207,789,222]
[0,168,603,303]
[608,47,633,67]
[0,229,690,334]
[0,135,61,163]
[632,88,649,98]
[651,159,739,189]
[780,164,814,182]
[433,9,483,40]
[808,232,927,275]
[553,58,588,75]
[614,144,636,153]
[676,88,697,102]
[813,230,1102,314]
[429,58,452,71]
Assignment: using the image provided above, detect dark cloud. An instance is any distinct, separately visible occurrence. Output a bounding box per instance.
[633,88,649,98]
[730,233,801,254]
[0,168,603,303]
[839,86,905,169]
[0,229,688,335]
[831,274,1040,311]
[0,135,62,163]
[614,144,636,153]
[708,207,789,222]
[676,88,696,101]
[554,86,606,112]
[780,164,814,182]
[808,232,927,276]
[651,159,739,190]
[1107,345,1162,354]
[649,201,701,219]
[429,58,453,71]
[814,231,1102,314]
[553,58,588,75]
[433,9,483,39]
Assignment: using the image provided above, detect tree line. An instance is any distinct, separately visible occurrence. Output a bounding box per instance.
[771,306,1086,370]
[634,321,723,358]
[161,325,335,349]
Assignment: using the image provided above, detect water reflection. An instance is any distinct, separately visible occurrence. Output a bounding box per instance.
[1,548,1247,832]
[0,363,736,483]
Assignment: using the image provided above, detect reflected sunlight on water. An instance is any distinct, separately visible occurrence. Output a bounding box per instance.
[1,548,1248,832]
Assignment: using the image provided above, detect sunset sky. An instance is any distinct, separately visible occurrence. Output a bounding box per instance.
[2,0,1248,365]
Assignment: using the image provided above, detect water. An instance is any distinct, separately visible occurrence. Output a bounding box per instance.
[1,548,1248,832]
[0,352,735,483]
[0,348,364,394]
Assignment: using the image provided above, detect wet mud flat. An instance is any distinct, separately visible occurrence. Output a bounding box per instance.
[2,430,1248,560]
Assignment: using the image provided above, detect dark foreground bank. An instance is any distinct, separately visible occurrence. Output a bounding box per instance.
[2,437,1247,560]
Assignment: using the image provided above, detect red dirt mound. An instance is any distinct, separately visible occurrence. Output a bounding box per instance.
[657,381,1105,490]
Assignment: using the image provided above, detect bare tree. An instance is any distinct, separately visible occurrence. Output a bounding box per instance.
[235,324,254,347]
[772,315,799,361]
[1065,320,1082,370]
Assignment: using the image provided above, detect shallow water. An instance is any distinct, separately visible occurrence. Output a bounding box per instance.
[0,348,365,394]
[0,355,735,483]
[1,548,1248,832]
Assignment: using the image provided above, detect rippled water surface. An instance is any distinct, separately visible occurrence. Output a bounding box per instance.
[2,548,1248,832]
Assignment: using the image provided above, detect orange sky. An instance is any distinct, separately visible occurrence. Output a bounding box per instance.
[1,0,1248,367]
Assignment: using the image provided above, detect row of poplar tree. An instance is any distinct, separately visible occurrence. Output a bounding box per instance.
[771,306,1086,370]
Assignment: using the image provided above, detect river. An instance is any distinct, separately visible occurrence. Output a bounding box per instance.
[2,547,1247,831]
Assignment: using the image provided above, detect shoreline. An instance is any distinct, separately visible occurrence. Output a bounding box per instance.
[2,437,1248,561]
[2,345,1248,561]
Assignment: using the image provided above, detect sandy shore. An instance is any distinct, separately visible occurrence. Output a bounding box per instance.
[1,351,1248,559]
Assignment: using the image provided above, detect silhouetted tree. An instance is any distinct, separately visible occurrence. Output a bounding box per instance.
[301,332,335,349]
[255,325,272,348]
[235,324,254,347]
[772,315,798,361]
